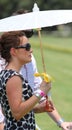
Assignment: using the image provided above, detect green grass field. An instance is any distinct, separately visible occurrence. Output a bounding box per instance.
[30,34,72,130]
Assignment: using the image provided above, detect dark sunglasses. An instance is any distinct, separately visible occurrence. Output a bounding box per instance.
[15,43,31,51]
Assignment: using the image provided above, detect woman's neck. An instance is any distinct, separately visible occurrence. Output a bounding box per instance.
[6,62,22,72]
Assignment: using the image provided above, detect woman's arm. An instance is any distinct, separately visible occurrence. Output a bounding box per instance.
[6,75,51,120]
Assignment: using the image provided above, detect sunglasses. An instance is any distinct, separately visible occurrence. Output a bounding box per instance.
[15,43,31,51]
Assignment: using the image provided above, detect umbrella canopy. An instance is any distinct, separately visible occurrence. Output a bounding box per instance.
[0,9,72,32]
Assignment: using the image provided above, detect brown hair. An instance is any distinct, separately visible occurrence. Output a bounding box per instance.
[0,31,25,62]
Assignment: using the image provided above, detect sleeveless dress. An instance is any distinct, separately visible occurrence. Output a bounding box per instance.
[0,69,35,130]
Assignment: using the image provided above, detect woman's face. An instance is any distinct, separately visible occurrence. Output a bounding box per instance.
[15,36,33,65]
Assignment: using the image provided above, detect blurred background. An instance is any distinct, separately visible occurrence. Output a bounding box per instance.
[0,0,72,130]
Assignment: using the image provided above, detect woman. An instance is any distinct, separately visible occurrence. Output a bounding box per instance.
[0,31,51,130]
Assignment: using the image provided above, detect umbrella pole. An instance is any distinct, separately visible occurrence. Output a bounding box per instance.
[37,28,46,73]
[37,29,53,112]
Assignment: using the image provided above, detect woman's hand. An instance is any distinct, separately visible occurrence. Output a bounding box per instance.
[39,81,51,95]
[33,99,54,113]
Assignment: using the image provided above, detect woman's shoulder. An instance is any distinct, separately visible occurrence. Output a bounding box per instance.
[0,70,23,89]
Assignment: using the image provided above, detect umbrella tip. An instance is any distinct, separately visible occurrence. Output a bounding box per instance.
[32,3,40,12]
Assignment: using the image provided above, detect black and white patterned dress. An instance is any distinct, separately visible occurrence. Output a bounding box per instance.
[0,69,36,130]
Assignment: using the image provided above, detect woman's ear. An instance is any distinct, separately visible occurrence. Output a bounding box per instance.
[10,48,17,56]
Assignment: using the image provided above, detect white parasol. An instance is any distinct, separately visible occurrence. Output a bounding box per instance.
[0,4,72,32]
